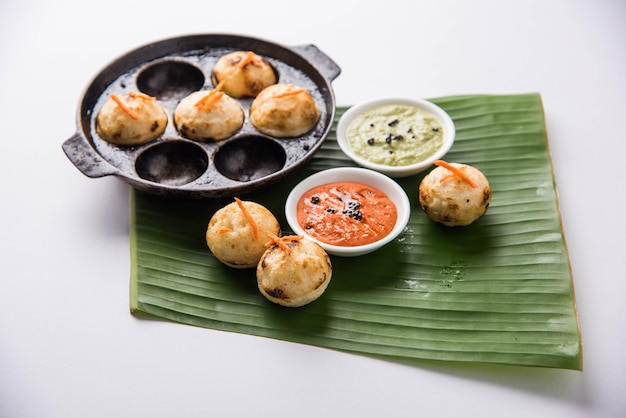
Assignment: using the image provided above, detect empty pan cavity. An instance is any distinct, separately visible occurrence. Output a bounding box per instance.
[135,140,208,186]
[137,61,205,100]
[214,136,286,182]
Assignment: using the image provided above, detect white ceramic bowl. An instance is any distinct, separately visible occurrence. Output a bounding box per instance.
[336,97,455,178]
[285,167,411,257]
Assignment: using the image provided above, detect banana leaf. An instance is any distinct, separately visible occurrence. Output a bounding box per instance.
[130,93,582,370]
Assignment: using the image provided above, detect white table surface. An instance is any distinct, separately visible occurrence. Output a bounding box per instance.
[1,0,625,417]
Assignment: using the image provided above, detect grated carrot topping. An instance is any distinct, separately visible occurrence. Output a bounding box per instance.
[434,160,477,188]
[439,173,455,183]
[237,51,256,70]
[213,80,225,92]
[283,235,304,242]
[234,197,259,240]
[111,94,139,120]
[218,228,232,234]
[194,81,225,110]
[265,233,291,254]
[128,91,155,101]
[272,88,306,100]
[199,91,224,110]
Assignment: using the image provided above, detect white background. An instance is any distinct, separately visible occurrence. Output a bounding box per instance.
[1,1,625,417]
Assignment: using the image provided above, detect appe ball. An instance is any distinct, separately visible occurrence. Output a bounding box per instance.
[250,83,321,138]
[257,237,332,307]
[419,162,491,226]
[211,51,276,98]
[96,91,167,146]
[206,199,281,269]
[174,90,244,141]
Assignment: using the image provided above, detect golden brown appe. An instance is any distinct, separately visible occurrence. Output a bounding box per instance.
[174,90,244,141]
[256,236,332,307]
[96,91,167,146]
[419,162,491,226]
[206,199,281,269]
[211,51,276,98]
[250,83,321,138]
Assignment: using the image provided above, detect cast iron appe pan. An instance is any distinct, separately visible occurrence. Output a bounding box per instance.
[62,34,341,198]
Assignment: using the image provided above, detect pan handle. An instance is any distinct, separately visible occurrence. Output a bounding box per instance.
[62,133,118,178]
[292,44,342,82]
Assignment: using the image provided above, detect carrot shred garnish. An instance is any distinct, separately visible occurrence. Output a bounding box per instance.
[111,94,139,120]
[194,81,225,110]
[273,88,306,99]
[434,160,477,188]
[234,197,259,240]
[218,228,232,234]
[439,173,455,183]
[265,233,292,254]
[128,91,155,101]
[213,80,225,92]
[198,91,224,110]
[283,235,304,242]
[237,51,255,70]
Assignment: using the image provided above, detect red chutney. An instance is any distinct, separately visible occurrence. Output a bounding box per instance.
[296,181,398,247]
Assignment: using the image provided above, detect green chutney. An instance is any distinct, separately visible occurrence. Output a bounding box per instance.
[346,104,444,166]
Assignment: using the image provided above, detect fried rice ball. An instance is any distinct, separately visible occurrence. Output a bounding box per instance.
[206,199,281,269]
[256,236,332,307]
[250,83,321,138]
[419,161,492,226]
[96,91,167,146]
